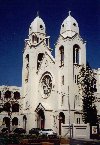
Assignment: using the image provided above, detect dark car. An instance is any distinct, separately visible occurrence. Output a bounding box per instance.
[1,127,9,133]
[29,128,40,135]
[13,128,26,134]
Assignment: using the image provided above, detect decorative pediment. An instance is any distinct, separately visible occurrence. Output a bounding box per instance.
[35,103,45,113]
[35,102,52,112]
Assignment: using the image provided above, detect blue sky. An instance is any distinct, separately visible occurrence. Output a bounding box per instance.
[0,0,100,86]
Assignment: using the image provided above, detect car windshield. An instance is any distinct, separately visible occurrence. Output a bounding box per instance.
[16,128,21,130]
[42,129,53,131]
[31,128,40,130]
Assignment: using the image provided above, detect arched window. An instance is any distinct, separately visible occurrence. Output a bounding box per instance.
[77,117,80,124]
[3,102,11,112]
[32,35,39,43]
[25,54,29,82]
[14,91,20,100]
[3,117,10,129]
[73,44,80,64]
[59,112,65,124]
[41,74,52,97]
[59,112,65,135]
[12,103,19,112]
[32,35,35,43]
[5,90,11,99]
[34,35,37,42]
[37,53,44,70]
[74,75,79,84]
[59,46,64,66]
[23,115,27,130]
[12,117,18,126]
[37,37,39,43]
[26,54,29,65]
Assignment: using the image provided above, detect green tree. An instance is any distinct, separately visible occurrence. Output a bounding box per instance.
[78,63,98,125]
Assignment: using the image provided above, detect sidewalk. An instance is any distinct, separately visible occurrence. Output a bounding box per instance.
[60,144,69,145]
[60,137,70,145]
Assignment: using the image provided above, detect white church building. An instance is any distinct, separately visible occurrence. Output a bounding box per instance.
[0,12,100,135]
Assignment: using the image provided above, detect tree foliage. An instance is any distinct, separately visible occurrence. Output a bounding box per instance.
[78,63,98,125]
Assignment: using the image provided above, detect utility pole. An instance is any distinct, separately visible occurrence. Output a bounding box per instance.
[68,86,71,140]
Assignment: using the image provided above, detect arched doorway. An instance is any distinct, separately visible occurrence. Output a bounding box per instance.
[12,117,18,126]
[37,109,45,129]
[3,117,10,131]
[59,112,65,135]
[12,117,18,131]
[23,115,27,130]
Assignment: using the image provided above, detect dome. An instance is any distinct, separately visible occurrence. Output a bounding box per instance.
[60,12,79,35]
[29,15,46,35]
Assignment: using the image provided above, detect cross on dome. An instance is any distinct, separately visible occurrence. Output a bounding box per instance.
[29,11,46,35]
[68,11,71,16]
[60,10,79,34]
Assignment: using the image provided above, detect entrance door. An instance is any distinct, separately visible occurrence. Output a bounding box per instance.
[59,112,65,135]
[23,115,27,130]
[37,109,45,129]
[3,117,10,131]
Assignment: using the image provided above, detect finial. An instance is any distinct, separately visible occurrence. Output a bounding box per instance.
[37,11,39,17]
[68,11,71,16]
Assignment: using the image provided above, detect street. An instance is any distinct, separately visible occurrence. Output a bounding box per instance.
[70,138,100,145]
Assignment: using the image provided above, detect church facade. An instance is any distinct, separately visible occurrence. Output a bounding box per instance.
[22,12,87,134]
[0,12,100,135]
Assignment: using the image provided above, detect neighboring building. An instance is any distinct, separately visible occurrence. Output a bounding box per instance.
[0,12,100,135]
[0,86,22,131]
[93,69,100,122]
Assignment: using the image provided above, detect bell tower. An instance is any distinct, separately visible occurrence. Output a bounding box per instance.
[29,14,46,45]
[55,12,86,123]
[22,14,51,130]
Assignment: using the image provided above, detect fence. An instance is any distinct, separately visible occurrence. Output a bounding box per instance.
[61,123,90,139]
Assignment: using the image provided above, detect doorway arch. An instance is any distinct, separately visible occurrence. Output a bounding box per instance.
[12,117,18,126]
[59,112,65,135]
[3,117,10,131]
[23,115,27,130]
[37,109,45,129]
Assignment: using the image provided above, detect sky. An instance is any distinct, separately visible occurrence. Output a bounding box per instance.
[0,0,100,86]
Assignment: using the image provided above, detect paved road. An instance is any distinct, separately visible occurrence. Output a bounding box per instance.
[70,138,100,145]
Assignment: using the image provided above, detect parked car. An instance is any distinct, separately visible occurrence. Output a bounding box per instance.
[29,128,41,135]
[1,127,9,133]
[13,128,26,134]
[39,129,57,137]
